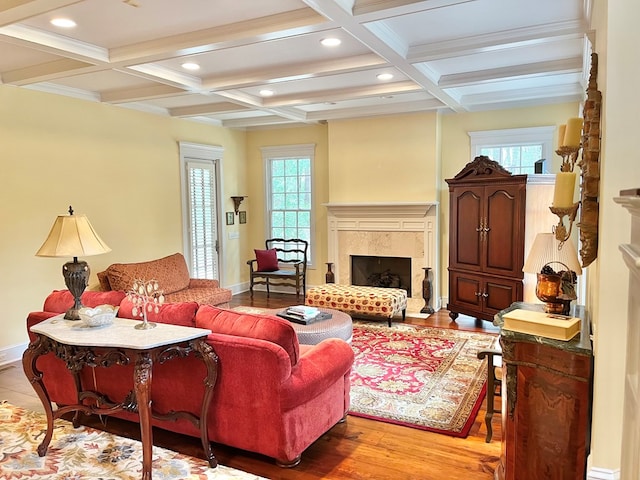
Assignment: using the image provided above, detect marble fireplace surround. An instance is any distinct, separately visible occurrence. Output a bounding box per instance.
[324,202,440,312]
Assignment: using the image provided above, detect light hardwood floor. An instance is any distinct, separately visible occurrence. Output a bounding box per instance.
[1,291,502,480]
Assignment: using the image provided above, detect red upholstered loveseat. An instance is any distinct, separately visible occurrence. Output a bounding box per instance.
[26,290,354,467]
[97,253,232,308]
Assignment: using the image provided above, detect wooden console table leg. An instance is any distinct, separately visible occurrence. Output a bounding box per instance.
[134,352,154,480]
[193,338,219,468]
[22,335,55,457]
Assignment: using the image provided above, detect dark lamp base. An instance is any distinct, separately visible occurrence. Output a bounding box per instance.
[542,301,570,315]
[62,259,90,321]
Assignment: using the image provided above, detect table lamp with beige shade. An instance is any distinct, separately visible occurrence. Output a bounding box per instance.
[522,232,582,315]
[35,206,111,320]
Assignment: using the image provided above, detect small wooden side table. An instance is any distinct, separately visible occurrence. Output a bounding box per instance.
[23,314,218,480]
[494,302,593,480]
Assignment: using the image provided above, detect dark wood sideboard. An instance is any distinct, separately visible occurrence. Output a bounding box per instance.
[494,302,593,480]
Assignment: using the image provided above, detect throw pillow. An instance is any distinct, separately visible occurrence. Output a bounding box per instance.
[118,299,198,327]
[255,248,279,272]
[43,290,127,314]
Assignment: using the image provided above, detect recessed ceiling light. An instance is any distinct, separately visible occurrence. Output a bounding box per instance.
[259,89,275,97]
[321,37,341,47]
[377,73,394,81]
[181,62,200,71]
[50,18,76,28]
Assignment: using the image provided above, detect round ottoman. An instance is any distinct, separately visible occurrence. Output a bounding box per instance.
[290,308,353,345]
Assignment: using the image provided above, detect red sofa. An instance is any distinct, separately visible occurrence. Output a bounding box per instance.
[97,253,233,308]
[26,290,354,467]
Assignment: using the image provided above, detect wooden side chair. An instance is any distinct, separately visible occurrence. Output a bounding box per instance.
[247,238,308,298]
[477,347,503,443]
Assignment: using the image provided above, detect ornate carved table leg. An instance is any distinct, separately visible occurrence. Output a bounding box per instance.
[22,335,55,457]
[134,352,153,480]
[193,338,219,468]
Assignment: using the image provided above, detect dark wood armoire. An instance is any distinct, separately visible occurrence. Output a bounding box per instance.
[446,156,527,322]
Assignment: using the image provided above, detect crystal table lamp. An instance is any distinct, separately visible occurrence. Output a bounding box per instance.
[35,206,111,320]
[522,233,582,315]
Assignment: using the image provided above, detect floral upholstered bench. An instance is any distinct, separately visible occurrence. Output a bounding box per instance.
[305,284,407,327]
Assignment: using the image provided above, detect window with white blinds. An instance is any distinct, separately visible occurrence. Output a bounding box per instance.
[179,142,223,282]
[187,160,218,279]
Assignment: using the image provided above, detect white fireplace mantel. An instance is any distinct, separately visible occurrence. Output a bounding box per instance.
[324,202,437,218]
[324,201,440,311]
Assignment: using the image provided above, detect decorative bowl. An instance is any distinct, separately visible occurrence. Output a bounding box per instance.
[78,304,119,328]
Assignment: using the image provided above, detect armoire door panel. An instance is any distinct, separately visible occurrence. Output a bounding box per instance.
[484,280,520,314]
[452,188,483,270]
[485,187,519,275]
[451,272,482,308]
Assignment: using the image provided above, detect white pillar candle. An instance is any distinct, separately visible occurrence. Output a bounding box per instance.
[564,117,583,147]
[558,124,567,147]
[553,172,577,208]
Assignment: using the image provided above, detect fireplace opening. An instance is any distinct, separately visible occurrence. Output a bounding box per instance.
[350,255,411,297]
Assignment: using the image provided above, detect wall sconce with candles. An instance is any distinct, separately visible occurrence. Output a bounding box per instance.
[550,52,601,268]
[230,196,246,215]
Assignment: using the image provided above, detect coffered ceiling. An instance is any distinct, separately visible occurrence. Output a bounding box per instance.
[0,0,592,129]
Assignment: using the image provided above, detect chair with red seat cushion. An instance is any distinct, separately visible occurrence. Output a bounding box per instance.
[247,238,308,298]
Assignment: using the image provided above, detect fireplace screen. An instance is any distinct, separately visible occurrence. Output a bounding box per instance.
[350,255,411,297]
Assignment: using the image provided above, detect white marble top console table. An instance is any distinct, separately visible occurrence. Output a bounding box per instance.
[23,314,218,480]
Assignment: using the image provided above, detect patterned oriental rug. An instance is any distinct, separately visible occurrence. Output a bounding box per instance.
[349,322,499,437]
[0,402,266,480]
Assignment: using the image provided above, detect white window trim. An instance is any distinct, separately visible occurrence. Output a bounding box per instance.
[261,143,316,268]
[469,126,555,173]
[179,142,225,283]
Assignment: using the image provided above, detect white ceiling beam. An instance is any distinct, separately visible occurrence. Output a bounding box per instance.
[461,83,584,106]
[0,0,82,26]
[124,64,202,90]
[110,9,329,65]
[0,24,109,62]
[2,58,97,84]
[306,97,445,121]
[263,80,421,106]
[408,20,588,62]
[170,102,249,117]
[302,0,463,111]
[215,89,315,124]
[222,115,302,129]
[464,93,585,113]
[100,84,187,104]
[438,58,583,88]
[354,0,477,20]
[201,53,385,91]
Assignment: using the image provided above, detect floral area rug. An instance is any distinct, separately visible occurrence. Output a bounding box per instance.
[0,401,266,480]
[349,322,499,437]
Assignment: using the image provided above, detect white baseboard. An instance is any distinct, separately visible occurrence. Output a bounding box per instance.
[587,467,621,480]
[0,343,28,367]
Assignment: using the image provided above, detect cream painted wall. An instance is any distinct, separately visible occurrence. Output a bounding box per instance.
[588,0,635,474]
[244,125,329,288]
[0,85,246,349]
[327,112,439,203]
